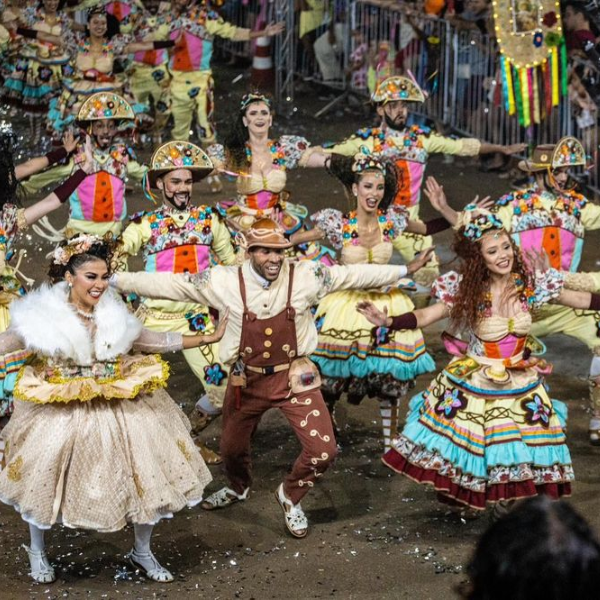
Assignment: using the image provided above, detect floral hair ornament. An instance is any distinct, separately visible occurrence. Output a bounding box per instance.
[52,234,103,266]
[454,203,505,241]
[352,147,386,176]
[240,92,273,113]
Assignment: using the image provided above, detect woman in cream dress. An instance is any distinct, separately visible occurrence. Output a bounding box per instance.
[0,235,226,584]
[207,92,335,264]
[306,158,461,451]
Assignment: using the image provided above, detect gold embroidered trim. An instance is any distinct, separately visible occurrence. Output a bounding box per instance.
[7,456,23,482]
[177,439,191,461]
[133,473,145,498]
[13,358,171,404]
[16,208,28,232]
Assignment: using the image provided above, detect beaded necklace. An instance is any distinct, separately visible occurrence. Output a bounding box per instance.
[342,210,395,246]
[245,140,286,169]
[82,38,111,57]
[479,273,536,317]
[149,206,213,236]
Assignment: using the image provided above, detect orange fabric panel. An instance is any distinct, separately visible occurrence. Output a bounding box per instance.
[542,227,561,269]
[92,172,115,222]
[482,341,502,359]
[173,36,192,72]
[393,159,412,206]
[173,245,198,274]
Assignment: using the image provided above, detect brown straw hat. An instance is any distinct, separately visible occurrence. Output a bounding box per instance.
[240,218,293,250]
[518,137,586,172]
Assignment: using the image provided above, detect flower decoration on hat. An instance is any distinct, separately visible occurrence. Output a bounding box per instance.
[551,136,586,169]
[52,234,103,266]
[76,92,135,123]
[145,141,214,195]
[240,92,273,112]
[371,76,425,105]
[352,146,387,176]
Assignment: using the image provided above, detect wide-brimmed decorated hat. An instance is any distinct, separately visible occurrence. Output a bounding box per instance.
[518,137,586,172]
[76,92,135,124]
[371,75,425,105]
[147,141,214,188]
[238,218,292,250]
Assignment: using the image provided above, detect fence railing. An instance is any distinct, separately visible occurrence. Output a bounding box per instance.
[217,1,600,195]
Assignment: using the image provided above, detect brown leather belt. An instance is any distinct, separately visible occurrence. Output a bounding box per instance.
[245,363,290,375]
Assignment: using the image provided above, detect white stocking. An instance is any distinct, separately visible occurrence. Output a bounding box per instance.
[28,523,45,553]
[133,523,153,554]
[379,400,399,452]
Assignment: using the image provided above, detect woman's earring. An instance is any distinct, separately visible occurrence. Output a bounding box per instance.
[68,282,73,288]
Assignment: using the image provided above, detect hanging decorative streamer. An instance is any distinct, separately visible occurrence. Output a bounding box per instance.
[492,0,566,123]
[551,45,559,107]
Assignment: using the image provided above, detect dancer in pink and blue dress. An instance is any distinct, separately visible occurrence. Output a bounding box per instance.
[358,203,600,512]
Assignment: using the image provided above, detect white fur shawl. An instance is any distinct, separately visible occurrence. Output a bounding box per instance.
[10,282,143,365]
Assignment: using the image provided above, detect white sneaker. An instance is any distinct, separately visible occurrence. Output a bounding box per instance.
[274,484,308,538]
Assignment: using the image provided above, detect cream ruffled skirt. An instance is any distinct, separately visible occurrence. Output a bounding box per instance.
[0,388,212,531]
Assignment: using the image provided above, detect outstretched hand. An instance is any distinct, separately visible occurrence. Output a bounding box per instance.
[265,21,285,37]
[524,248,551,272]
[62,130,78,155]
[471,194,493,211]
[357,301,390,327]
[204,308,230,344]
[503,143,527,155]
[423,176,448,212]
[407,246,436,274]
[80,135,94,174]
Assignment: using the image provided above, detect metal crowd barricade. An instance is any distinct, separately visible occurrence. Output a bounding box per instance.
[214,0,255,61]
[273,0,600,195]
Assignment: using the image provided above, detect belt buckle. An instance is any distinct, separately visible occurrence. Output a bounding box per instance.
[264,365,275,375]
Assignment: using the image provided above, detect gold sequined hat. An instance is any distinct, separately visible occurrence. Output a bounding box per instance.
[76,92,135,123]
[371,75,426,105]
[147,141,214,187]
[518,137,586,172]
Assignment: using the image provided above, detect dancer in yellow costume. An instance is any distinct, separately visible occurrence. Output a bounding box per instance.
[22,92,146,240]
[167,0,283,143]
[128,0,172,145]
[490,137,600,445]
[118,141,239,462]
[307,76,525,301]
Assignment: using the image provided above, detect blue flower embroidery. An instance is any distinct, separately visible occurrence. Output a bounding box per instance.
[522,394,552,428]
[204,363,226,386]
[434,388,466,419]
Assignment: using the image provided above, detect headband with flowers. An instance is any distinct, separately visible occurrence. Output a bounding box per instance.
[52,234,103,266]
[352,147,387,176]
[240,92,273,113]
[454,203,505,241]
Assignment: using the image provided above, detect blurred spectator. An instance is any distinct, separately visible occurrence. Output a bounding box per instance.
[313,3,347,83]
[347,28,369,91]
[457,497,600,600]
[564,1,599,56]
[297,0,326,77]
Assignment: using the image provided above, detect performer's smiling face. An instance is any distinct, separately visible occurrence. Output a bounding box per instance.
[378,100,408,130]
[547,167,570,192]
[352,170,385,214]
[480,231,514,276]
[249,247,284,281]
[65,258,110,311]
[157,169,193,209]
[88,13,108,37]
[43,0,60,13]
[91,119,118,149]
[243,101,272,135]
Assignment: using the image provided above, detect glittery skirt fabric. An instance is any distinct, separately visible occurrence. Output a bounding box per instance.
[0,388,212,531]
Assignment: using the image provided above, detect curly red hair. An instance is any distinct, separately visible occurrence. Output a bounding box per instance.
[449,228,535,330]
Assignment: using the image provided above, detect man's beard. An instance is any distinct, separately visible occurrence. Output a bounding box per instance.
[164,190,191,209]
[383,112,405,131]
